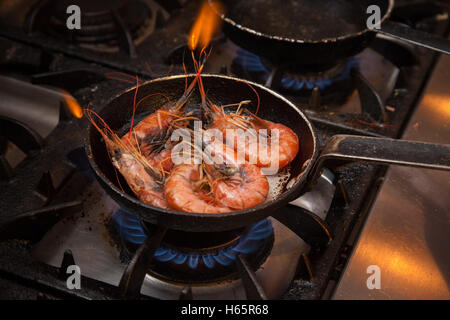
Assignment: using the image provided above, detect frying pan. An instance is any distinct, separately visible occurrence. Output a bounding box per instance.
[86,74,450,233]
[216,0,450,68]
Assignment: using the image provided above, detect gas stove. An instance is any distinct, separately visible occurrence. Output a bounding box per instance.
[0,0,449,300]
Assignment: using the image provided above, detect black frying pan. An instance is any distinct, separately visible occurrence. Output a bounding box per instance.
[86,74,450,233]
[216,0,450,68]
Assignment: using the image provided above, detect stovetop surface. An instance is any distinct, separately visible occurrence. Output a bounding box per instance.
[0,0,449,300]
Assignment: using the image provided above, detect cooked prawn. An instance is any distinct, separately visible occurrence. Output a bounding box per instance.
[204,101,299,171]
[86,109,169,209]
[164,164,231,213]
[206,163,269,210]
[245,111,299,170]
[105,138,169,209]
[204,132,268,210]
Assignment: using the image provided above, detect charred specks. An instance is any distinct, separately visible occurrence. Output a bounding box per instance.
[112,148,122,162]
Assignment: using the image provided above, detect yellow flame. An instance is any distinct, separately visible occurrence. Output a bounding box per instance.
[421,94,450,119]
[63,93,83,119]
[189,1,224,51]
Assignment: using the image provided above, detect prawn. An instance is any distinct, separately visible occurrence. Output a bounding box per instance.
[195,69,299,171]
[244,110,299,170]
[86,109,170,209]
[206,163,269,210]
[164,164,231,213]
[204,134,268,210]
[204,101,299,171]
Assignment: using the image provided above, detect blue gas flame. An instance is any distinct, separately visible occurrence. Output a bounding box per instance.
[113,209,273,269]
[234,48,359,91]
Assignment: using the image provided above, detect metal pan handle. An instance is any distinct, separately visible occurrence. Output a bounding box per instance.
[376,20,450,55]
[310,135,450,183]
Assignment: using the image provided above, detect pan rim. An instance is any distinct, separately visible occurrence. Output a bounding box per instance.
[85,73,318,221]
[214,0,394,44]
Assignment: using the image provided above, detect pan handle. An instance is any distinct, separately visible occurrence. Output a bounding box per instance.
[376,20,450,55]
[309,135,450,183]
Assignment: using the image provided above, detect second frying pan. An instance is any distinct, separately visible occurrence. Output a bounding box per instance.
[216,0,450,68]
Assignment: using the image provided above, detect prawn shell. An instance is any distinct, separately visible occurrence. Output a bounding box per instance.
[212,164,269,210]
[164,164,232,214]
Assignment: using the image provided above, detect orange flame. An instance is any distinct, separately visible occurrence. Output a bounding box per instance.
[63,93,83,118]
[189,1,224,51]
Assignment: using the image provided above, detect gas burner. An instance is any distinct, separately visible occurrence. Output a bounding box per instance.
[280,60,359,91]
[232,48,360,95]
[113,209,274,283]
[27,0,169,56]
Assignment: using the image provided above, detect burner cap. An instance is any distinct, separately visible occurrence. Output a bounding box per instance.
[29,0,168,54]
